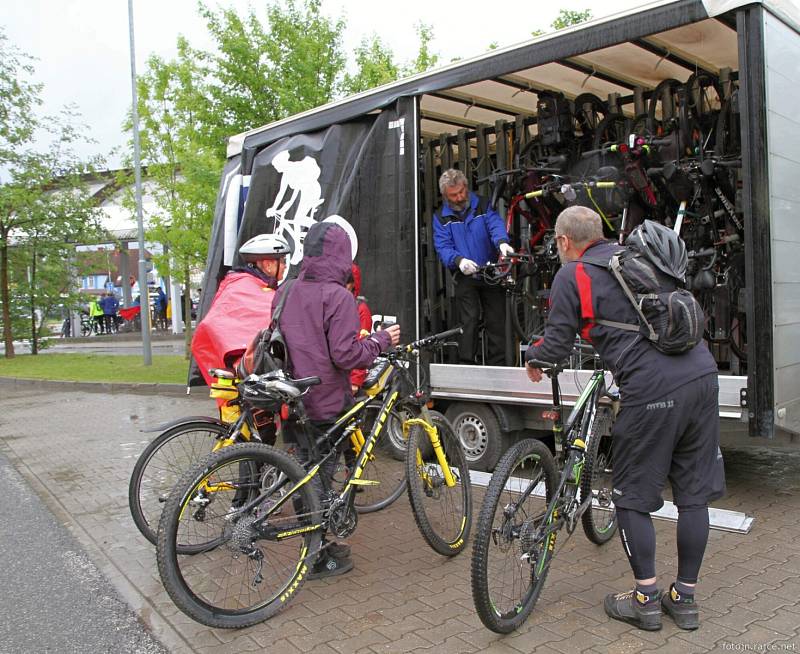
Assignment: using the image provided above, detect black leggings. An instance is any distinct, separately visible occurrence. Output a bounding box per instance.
[617,505,709,584]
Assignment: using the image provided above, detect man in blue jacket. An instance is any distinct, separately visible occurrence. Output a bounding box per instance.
[433,169,513,365]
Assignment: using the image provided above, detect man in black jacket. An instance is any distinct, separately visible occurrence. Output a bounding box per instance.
[524,206,725,632]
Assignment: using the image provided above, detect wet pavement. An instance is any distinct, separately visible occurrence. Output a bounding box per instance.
[0,386,798,653]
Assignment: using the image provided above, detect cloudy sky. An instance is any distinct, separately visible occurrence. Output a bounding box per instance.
[3,0,646,166]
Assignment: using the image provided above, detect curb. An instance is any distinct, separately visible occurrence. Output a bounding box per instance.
[0,376,193,396]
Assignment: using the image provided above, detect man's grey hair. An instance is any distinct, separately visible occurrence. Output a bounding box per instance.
[554,206,603,246]
[439,168,468,195]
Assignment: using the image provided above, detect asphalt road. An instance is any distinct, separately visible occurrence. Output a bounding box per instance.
[0,451,168,654]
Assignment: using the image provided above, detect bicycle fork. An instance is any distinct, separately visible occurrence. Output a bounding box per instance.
[403,414,457,488]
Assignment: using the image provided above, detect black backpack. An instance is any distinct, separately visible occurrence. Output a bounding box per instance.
[237,279,295,377]
[581,225,705,355]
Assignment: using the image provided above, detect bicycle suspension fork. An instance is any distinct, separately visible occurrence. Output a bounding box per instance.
[404,405,457,488]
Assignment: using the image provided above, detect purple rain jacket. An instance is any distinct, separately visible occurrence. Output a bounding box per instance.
[272,222,393,421]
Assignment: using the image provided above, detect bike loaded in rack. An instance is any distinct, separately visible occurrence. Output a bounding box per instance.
[431,68,744,375]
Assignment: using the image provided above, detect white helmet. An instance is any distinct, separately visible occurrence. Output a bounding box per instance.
[322,215,358,260]
[239,233,292,263]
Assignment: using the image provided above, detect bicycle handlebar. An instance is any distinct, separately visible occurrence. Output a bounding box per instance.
[523,179,616,200]
[399,327,463,353]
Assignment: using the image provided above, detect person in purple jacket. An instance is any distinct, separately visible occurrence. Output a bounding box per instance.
[272,219,400,579]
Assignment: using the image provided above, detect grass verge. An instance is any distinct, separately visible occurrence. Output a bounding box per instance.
[0,353,189,384]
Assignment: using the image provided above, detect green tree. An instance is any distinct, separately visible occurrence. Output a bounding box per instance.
[196,0,346,156]
[132,40,221,357]
[342,35,401,96]
[403,23,439,76]
[532,8,593,36]
[0,31,102,357]
[342,22,439,96]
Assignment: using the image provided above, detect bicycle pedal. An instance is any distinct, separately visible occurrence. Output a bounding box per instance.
[349,479,379,486]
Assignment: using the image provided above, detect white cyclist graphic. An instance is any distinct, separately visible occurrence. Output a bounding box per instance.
[266,150,325,264]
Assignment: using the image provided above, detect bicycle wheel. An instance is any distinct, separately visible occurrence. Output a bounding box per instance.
[157,443,321,629]
[352,420,407,514]
[471,438,558,634]
[128,420,230,546]
[580,428,617,544]
[405,411,472,556]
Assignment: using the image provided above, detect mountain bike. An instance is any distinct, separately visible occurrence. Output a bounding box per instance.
[129,369,406,548]
[471,345,617,633]
[156,328,472,628]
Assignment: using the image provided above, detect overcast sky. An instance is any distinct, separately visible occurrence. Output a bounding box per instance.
[3,0,646,167]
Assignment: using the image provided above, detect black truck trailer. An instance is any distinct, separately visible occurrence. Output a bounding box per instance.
[198,0,800,473]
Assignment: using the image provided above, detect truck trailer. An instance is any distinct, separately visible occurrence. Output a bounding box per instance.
[198,0,800,473]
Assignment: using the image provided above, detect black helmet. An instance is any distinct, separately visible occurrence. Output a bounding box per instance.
[626,219,688,281]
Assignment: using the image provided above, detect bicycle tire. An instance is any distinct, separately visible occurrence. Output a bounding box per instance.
[405,412,472,556]
[157,443,321,629]
[647,78,683,135]
[471,438,558,633]
[580,426,617,545]
[352,418,408,514]
[591,113,630,151]
[128,420,230,547]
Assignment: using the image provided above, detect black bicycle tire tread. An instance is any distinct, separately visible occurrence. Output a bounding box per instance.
[470,438,558,633]
[156,442,321,628]
[128,420,230,546]
[405,421,472,556]
[580,426,618,545]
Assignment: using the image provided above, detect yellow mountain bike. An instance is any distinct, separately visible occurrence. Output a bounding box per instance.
[156,328,472,628]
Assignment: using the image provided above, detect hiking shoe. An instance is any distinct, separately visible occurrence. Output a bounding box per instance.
[604,589,663,631]
[308,554,354,580]
[326,541,351,558]
[662,585,700,630]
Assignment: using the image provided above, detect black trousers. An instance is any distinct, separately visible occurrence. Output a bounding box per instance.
[454,273,507,365]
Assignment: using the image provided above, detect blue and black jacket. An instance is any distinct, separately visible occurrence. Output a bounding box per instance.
[433,192,510,271]
[525,239,717,406]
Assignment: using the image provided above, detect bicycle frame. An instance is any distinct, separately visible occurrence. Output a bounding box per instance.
[519,365,608,557]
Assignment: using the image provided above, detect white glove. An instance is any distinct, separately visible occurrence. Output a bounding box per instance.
[499,243,514,257]
[458,258,479,275]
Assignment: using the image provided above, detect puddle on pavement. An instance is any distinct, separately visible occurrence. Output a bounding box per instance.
[50,467,87,484]
[723,446,800,495]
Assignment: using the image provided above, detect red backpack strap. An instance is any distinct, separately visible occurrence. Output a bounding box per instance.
[574,263,595,342]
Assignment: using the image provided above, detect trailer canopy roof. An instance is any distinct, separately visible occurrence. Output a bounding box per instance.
[228,0,797,158]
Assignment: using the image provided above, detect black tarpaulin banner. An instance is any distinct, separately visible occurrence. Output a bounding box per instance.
[188,99,415,386]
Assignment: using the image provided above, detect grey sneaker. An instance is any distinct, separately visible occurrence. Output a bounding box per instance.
[308,554,354,580]
[662,585,700,630]
[604,589,663,631]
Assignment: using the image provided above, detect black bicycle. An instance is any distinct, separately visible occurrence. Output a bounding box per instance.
[471,344,617,633]
[156,328,471,628]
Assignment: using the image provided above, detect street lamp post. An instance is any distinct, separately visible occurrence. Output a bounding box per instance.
[127,0,152,365]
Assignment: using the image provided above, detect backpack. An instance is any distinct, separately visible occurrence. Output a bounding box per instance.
[237,279,295,377]
[580,223,705,355]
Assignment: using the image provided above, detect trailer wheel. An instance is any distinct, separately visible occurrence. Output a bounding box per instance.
[445,403,508,472]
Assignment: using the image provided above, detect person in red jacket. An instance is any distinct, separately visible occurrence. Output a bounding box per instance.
[347,263,374,394]
[192,233,291,386]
